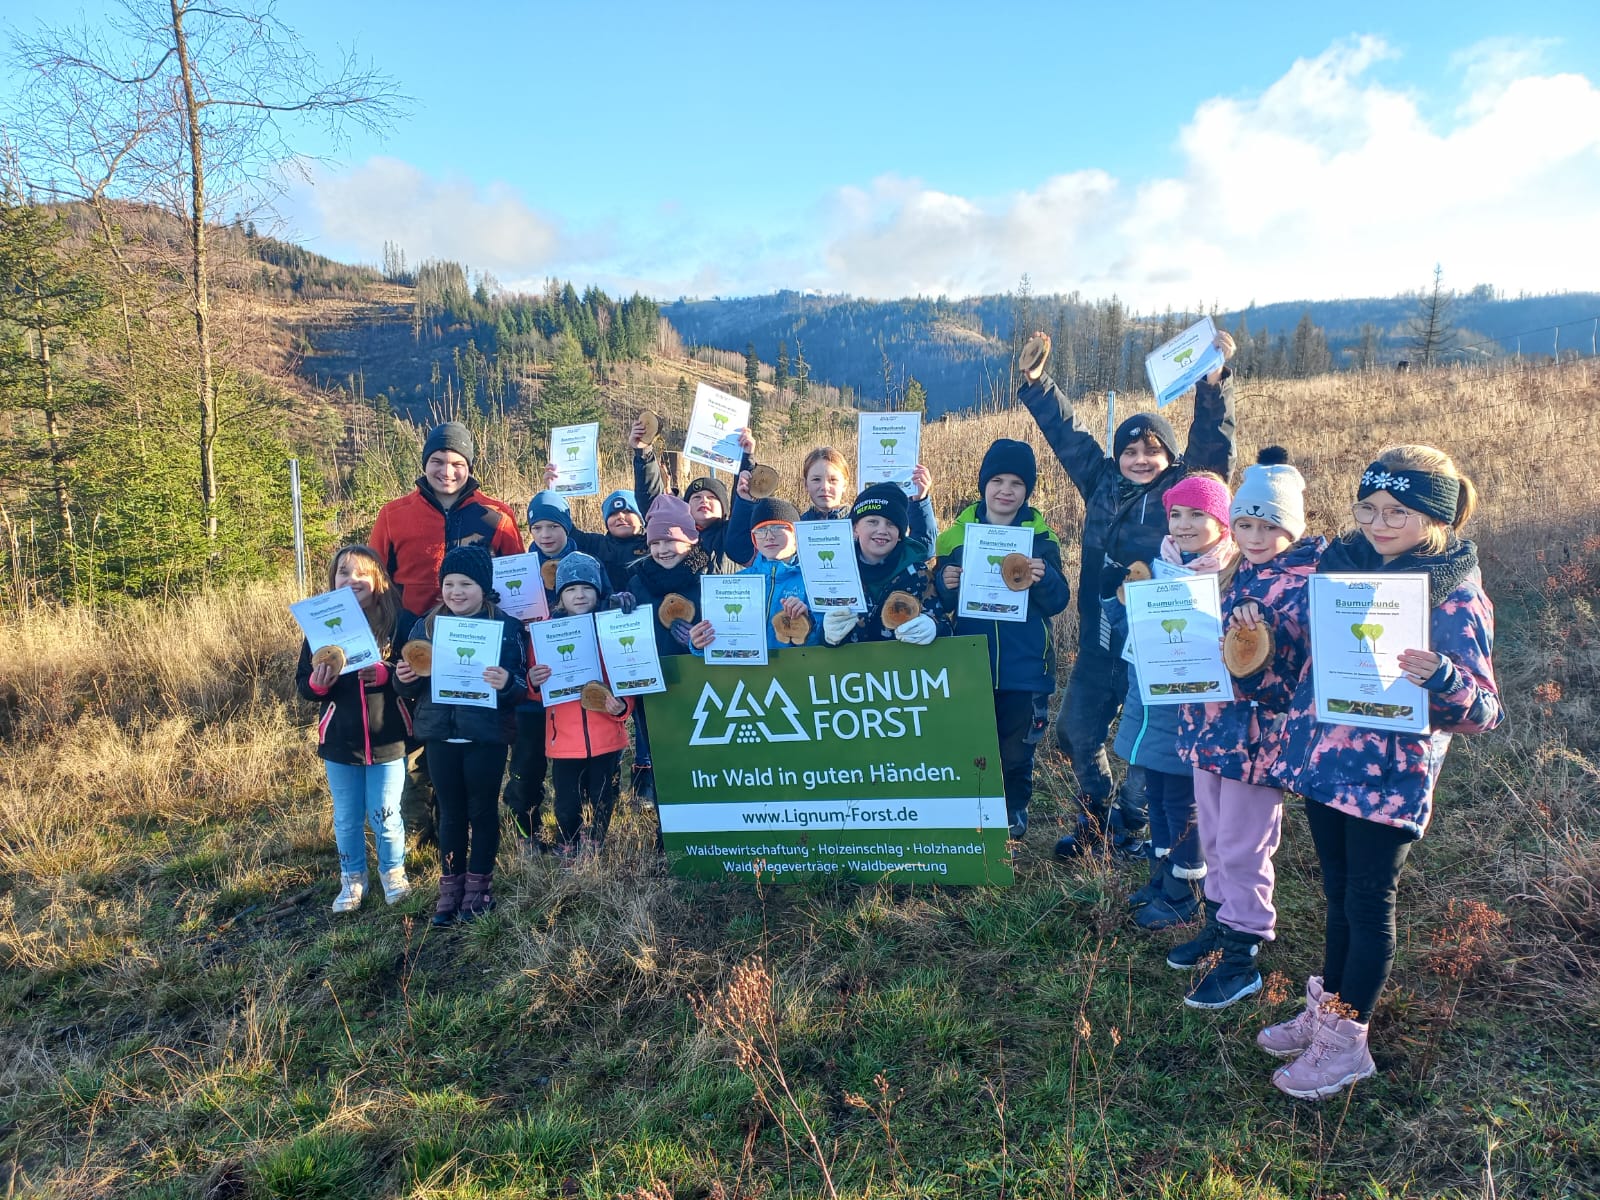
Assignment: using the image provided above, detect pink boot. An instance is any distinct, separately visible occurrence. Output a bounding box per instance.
[1256,975,1324,1059]
[1272,1012,1376,1100]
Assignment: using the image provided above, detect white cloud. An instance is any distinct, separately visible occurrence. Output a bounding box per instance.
[290,37,1600,307]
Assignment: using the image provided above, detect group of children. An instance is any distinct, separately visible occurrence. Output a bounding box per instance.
[296,327,1501,1101]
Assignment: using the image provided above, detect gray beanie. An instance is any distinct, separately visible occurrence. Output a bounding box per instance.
[554,551,606,600]
[1230,446,1306,539]
[422,421,475,469]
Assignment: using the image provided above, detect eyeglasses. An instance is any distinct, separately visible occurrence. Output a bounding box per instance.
[752,525,792,540]
[1351,502,1421,529]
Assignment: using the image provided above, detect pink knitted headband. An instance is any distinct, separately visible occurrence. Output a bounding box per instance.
[1163,475,1233,528]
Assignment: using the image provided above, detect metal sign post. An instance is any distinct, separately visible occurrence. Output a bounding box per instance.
[289,458,307,595]
[1105,390,1117,452]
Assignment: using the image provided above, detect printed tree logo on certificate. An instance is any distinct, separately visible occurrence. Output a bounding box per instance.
[456,646,474,664]
[1351,622,1384,651]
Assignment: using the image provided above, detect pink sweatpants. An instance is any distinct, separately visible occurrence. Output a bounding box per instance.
[1193,768,1284,940]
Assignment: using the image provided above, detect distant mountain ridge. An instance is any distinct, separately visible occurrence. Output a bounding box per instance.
[664,288,1600,415]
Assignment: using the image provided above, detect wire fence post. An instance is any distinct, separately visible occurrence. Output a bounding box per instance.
[1105,390,1117,451]
[289,457,307,596]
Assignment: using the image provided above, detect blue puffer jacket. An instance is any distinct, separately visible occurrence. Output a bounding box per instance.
[725,489,939,568]
[1019,372,1236,649]
[932,501,1071,693]
[1272,534,1502,839]
[1177,536,1326,785]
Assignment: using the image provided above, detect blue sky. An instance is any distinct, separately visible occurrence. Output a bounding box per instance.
[4,1,1599,307]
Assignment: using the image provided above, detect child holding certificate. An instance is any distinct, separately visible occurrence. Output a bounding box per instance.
[532,554,634,855]
[1261,445,1501,1101]
[933,440,1070,840]
[294,546,413,914]
[821,484,946,648]
[393,546,528,925]
[1171,449,1324,1008]
[1115,473,1237,932]
[1017,331,1236,860]
[696,498,821,652]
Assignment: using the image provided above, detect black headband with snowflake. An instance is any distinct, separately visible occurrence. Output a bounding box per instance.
[1356,462,1460,524]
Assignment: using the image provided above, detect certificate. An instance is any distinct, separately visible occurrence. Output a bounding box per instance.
[549,422,600,497]
[1121,559,1192,663]
[529,614,603,706]
[1124,576,1232,706]
[1144,316,1224,409]
[429,615,501,709]
[491,553,551,622]
[596,606,667,696]
[683,382,750,473]
[795,520,866,613]
[289,587,383,676]
[1308,574,1431,734]
[955,523,1034,624]
[858,412,921,494]
[701,574,769,667]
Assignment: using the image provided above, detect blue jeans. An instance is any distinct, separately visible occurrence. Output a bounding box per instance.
[324,759,407,876]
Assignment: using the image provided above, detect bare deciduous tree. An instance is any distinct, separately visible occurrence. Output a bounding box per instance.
[6,0,404,542]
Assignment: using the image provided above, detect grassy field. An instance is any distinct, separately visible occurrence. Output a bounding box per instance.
[2,360,1598,1198]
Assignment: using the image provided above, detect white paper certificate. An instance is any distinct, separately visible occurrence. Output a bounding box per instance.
[683,382,750,473]
[529,614,602,706]
[1308,574,1431,734]
[290,587,384,676]
[549,422,600,497]
[858,412,922,494]
[1124,576,1232,706]
[491,553,551,622]
[596,606,667,696]
[700,573,769,667]
[429,615,502,709]
[1144,315,1224,409]
[795,520,866,613]
[955,523,1034,624]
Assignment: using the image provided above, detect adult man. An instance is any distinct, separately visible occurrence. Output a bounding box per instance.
[371,422,524,839]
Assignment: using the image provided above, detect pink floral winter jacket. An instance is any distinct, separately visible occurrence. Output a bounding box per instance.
[1272,535,1503,839]
[1178,536,1325,786]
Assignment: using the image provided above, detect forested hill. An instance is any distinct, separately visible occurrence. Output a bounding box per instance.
[664,287,1600,416]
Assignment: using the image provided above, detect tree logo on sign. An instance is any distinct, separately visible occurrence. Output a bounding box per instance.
[688,679,810,746]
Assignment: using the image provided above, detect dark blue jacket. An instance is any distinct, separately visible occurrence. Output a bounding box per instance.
[725,491,940,569]
[933,501,1070,694]
[392,604,528,744]
[1019,372,1236,649]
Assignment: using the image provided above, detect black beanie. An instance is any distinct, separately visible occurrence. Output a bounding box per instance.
[1113,413,1178,461]
[439,544,496,600]
[979,438,1038,498]
[422,421,475,469]
[749,497,801,529]
[850,482,910,536]
[683,475,730,514]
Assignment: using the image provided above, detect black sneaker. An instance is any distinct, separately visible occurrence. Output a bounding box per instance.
[1053,808,1108,860]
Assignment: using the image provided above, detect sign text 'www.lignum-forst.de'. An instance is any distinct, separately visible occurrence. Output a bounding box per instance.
[649,636,1012,885]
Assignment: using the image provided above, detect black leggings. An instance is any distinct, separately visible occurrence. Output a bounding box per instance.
[994,690,1046,821]
[1304,798,1415,1022]
[429,740,507,875]
[552,753,622,847]
[503,705,548,839]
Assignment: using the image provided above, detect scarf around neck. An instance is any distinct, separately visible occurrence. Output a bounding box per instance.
[1318,532,1480,607]
[1159,533,1238,577]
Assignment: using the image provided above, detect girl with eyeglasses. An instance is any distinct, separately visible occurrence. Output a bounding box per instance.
[1260,445,1502,1100]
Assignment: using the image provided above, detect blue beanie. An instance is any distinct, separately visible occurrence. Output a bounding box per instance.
[526,490,574,534]
[554,552,606,600]
[602,489,642,521]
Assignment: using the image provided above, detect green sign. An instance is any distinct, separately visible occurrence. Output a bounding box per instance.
[650,636,1012,885]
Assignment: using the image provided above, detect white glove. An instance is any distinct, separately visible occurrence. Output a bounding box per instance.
[893,613,937,645]
[823,608,858,646]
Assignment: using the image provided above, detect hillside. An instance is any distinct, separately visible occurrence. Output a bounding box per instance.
[2,360,1597,1198]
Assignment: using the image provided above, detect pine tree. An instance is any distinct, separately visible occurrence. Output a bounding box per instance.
[902,377,927,413]
[743,342,762,431]
[1408,264,1455,368]
[775,341,789,400]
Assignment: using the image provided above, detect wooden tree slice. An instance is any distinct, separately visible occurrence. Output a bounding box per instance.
[1019,332,1051,378]
[541,560,559,591]
[881,590,922,630]
[1224,624,1275,678]
[771,609,812,645]
[401,639,433,676]
[581,681,615,712]
[311,644,347,674]
[637,410,660,441]
[658,593,696,628]
[747,464,781,499]
[1000,552,1034,591]
[1117,560,1153,604]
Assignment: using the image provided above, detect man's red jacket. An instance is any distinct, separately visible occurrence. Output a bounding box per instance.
[371,479,525,616]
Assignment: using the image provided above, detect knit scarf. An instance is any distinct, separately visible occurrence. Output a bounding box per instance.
[633,545,712,598]
[1159,533,1238,577]
[1318,532,1479,607]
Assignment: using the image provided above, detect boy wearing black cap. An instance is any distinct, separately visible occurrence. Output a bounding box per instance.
[1016,332,1237,859]
[934,439,1071,840]
[822,483,948,647]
